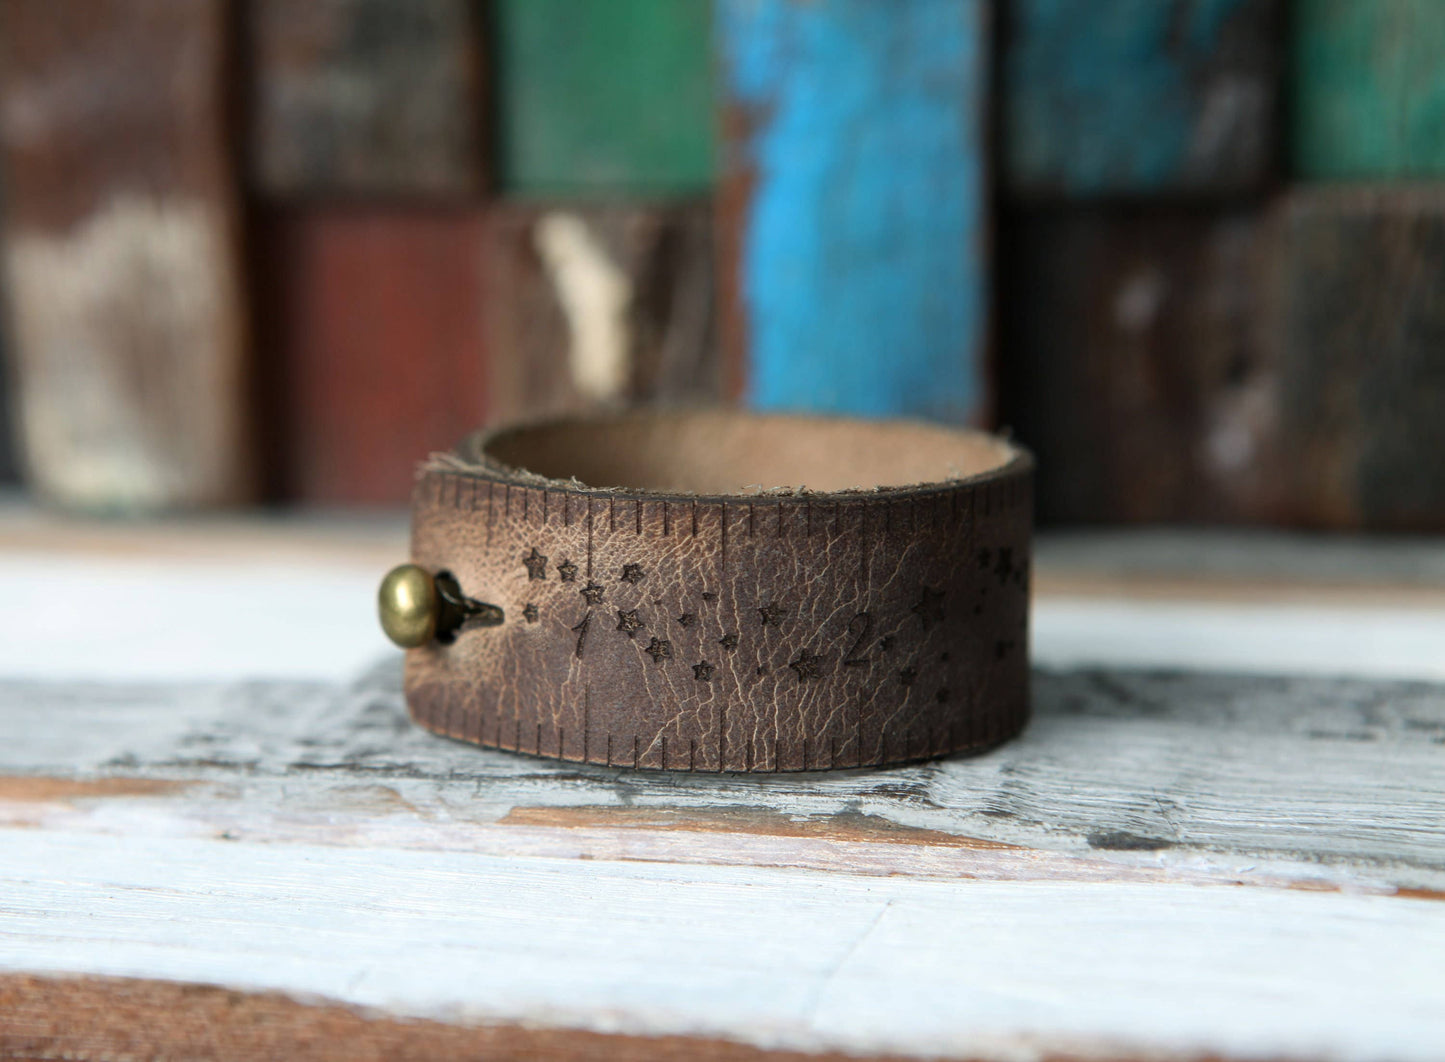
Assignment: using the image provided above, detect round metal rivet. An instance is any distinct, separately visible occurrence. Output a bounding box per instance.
[378,564,438,648]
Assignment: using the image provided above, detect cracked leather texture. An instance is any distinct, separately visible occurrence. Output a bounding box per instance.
[405,412,1033,772]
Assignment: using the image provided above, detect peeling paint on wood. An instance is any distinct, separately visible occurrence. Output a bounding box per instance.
[0,0,251,510]
[716,0,988,422]
[3,829,1443,1061]
[486,204,718,425]
[4,660,1443,890]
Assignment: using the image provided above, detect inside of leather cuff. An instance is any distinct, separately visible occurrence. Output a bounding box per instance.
[472,411,1022,495]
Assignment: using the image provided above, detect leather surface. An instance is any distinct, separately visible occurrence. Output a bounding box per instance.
[405,412,1033,771]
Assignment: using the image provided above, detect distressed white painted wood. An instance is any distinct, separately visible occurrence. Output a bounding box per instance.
[6,525,1445,682]
[3,829,1443,1062]
[3,661,1444,889]
[3,520,1445,1058]
[1034,596,1445,681]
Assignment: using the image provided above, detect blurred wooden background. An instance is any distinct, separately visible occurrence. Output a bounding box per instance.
[0,0,1441,527]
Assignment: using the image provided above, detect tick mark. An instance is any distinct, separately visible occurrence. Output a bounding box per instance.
[899,666,918,687]
[522,603,539,624]
[522,547,548,580]
[757,602,787,627]
[615,609,643,637]
[911,587,945,629]
[645,637,673,663]
[580,582,605,605]
[620,563,645,585]
[692,660,715,682]
[677,612,697,628]
[880,635,896,652]
[719,632,739,652]
[556,559,578,582]
[788,647,823,682]
[701,592,717,602]
[994,547,1022,587]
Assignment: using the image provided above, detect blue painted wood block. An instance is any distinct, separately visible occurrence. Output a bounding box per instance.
[716,0,988,424]
[1003,0,1280,195]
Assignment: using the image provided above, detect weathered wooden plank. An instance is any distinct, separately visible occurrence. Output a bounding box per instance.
[248,0,486,196]
[1,975,920,1062]
[2,828,1442,1061]
[999,206,1277,524]
[257,207,488,505]
[5,660,1443,889]
[486,204,718,425]
[1293,0,1445,179]
[1277,188,1445,529]
[494,0,713,196]
[1002,0,1282,196]
[0,0,252,510]
[716,0,988,421]
[7,523,1445,686]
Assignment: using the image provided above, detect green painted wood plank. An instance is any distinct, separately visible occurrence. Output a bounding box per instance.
[495,0,714,196]
[1293,0,1445,179]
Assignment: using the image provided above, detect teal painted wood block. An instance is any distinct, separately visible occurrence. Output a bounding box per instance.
[495,0,714,196]
[717,0,989,424]
[1294,0,1445,178]
[1004,0,1280,196]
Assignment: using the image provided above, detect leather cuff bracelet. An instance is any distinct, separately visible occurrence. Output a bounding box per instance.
[380,410,1034,772]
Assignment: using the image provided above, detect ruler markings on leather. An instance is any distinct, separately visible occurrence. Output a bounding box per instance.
[417,470,1027,770]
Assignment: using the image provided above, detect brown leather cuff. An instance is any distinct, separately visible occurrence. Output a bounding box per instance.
[401,410,1034,772]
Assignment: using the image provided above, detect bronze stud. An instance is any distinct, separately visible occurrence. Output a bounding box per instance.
[378,564,438,648]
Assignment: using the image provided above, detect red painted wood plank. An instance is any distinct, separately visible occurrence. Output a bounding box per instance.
[257,207,488,505]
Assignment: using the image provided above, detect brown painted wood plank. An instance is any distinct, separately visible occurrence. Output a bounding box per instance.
[0,0,252,511]
[1276,188,1445,530]
[1005,191,1445,530]
[256,206,488,505]
[486,204,718,426]
[248,0,486,197]
[999,205,1279,525]
[0,975,922,1062]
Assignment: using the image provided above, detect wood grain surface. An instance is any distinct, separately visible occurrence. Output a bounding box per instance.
[0,975,926,1062]
[2,520,1445,1059]
[0,0,251,511]
[1,659,1443,1059]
